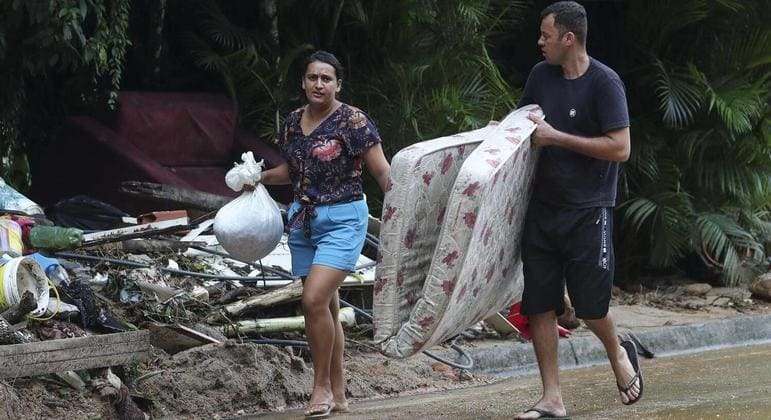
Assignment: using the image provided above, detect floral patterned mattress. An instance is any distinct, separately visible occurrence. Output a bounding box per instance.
[376,105,542,358]
[373,124,495,343]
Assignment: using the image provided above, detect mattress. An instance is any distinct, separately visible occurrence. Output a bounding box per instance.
[378,104,542,357]
[373,124,496,343]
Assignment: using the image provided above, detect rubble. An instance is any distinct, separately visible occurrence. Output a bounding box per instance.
[1,185,767,418]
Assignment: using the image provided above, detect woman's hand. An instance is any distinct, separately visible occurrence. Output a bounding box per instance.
[362,144,391,193]
[260,162,291,185]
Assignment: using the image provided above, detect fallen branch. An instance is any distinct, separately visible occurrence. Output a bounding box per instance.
[120,181,231,211]
[222,280,303,318]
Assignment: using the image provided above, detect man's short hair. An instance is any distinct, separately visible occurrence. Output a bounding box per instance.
[541,1,587,45]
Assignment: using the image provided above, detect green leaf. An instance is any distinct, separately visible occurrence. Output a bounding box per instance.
[695,213,764,285]
[651,59,703,128]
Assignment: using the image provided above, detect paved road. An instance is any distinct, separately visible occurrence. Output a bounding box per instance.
[279,343,771,419]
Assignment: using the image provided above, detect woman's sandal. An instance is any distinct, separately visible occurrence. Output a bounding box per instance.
[304,401,334,419]
[518,407,570,419]
[617,339,644,405]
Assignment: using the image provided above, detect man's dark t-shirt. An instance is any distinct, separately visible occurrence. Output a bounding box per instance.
[518,57,629,208]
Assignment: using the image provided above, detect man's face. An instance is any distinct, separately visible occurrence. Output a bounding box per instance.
[538,14,568,65]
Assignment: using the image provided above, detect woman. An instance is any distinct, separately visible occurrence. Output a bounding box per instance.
[260,50,390,418]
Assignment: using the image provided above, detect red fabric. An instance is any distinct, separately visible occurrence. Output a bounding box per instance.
[115,92,236,166]
[506,302,572,340]
[30,92,292,213]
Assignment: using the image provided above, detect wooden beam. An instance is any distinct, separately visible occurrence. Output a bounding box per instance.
[120,181,231,211]
[0,330,150,379]
[223,280,303,317]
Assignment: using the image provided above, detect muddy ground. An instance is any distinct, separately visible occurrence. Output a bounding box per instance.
[1,340,492,419]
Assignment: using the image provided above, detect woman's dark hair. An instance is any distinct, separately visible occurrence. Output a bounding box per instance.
[304,50,344,80]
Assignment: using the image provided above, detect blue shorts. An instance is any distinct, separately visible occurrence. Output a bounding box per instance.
[287,200,368,277]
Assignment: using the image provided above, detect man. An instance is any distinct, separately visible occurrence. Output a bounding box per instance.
[515,2,642,419]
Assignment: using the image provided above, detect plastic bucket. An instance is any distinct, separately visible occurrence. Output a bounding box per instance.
[0,219,23,257]
[0,256,50,317]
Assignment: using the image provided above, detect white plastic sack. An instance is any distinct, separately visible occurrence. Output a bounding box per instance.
[214,152,283,261]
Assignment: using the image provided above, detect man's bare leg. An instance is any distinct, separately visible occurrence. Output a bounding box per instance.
[514,311,567,419]
[583,314,641,403]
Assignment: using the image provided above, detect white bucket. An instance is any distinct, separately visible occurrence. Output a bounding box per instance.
[0,256,50,317]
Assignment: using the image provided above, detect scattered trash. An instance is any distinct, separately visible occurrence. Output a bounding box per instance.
[0,219,24,256]
[0,177,44,215]
[29,253,71,286]
[0,256,50,317]
[28,226,84,251]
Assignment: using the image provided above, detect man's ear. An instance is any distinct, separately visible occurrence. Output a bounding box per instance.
[563,31,576,46]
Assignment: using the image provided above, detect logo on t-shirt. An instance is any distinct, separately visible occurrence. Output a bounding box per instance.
[569,108,577,118]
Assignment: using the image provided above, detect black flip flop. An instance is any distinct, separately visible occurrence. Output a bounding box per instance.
[520,407,570,419]
[618,339,644,405]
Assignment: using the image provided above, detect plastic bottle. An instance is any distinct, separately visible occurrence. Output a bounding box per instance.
[30,253,71,286]
[28,226,83,251]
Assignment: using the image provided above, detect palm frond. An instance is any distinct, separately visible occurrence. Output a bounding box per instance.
[651,59,703,128]
[186,32,228,73]
[456,0,488,28]
[713,0,745,12]
[704,80,767,135]
[199,1,255,50]
[731,29,770,70]
[691,131,771,201]
[694,213,764,285]
[620,189,694,267]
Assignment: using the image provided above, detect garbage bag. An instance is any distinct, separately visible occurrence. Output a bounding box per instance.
[214,152,283,261]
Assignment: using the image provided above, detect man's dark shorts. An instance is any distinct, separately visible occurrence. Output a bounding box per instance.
[521,199,614,320]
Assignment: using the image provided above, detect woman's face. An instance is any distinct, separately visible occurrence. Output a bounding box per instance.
[302,61,340,106]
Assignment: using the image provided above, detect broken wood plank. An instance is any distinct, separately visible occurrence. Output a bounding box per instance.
[223,280,303,317]
[180,219,214,242]
[120,181,231,211]
[149,324,221,355]
[82,217,189,245]
[0,330,150,379]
